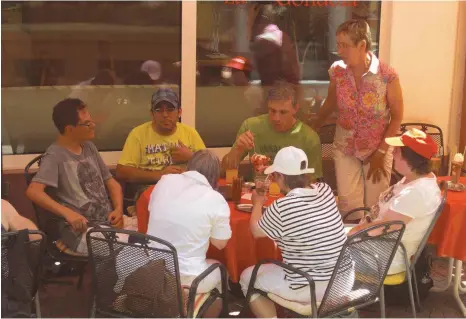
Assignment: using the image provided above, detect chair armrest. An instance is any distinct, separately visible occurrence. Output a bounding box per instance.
[187,263,228,318]
[342,207,371,222]
[245,259,319,319]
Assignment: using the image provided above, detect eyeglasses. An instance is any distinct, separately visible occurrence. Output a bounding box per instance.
[336,42,355,49]
[76,121,95,128]
[153,106,177,113]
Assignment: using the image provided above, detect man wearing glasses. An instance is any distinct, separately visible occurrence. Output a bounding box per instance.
[26,98,123,255]
[116,88,206,183]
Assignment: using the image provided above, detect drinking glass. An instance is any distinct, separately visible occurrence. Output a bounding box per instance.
[255,175,271,196]
[226,168,239,184]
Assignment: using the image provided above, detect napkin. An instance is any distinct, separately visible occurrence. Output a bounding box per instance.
[241,193,252,200]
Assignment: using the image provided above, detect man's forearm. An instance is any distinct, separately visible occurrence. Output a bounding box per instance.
[106,178,123,212]
[26,188,74,220]
[116,165,162,183]
[221,147,243,171]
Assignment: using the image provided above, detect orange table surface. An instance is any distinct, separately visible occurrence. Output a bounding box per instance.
[135,179,282,282]
[428,176,466,261]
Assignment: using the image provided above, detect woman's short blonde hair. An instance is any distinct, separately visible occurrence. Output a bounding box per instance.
[336,19,372,52]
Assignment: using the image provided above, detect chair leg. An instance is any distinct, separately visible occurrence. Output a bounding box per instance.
[379,286,386,318]
[89,298,96,318]
[35,291,41,318]
[411,268,422,312]
[220,267,228,318]
[76,263,86,289]
[405,270,417,318]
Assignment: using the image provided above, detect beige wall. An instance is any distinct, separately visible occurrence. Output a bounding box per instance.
[381,1,465,154]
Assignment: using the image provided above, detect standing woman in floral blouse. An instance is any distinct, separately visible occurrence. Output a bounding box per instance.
[311,19,404,221]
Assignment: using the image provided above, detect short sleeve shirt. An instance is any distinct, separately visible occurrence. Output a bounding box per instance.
[329,53,398,161]
[32,141,113,222]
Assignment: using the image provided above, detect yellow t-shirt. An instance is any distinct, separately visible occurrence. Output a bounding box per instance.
[118,122,206,171]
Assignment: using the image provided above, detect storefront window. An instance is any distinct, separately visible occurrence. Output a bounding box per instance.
[195,1,381,147]
[1,1,181,154]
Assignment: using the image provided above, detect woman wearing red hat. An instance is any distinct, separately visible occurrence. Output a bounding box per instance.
[348,128,442,275]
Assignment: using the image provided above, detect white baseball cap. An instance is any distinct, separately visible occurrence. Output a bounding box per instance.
[141,60,161,81]
[264,146,315,176]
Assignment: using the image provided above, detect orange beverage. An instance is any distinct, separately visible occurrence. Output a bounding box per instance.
[226,169,238,184]
[431,157,441,176]
[232,177,243,203]
[269,182,280,197]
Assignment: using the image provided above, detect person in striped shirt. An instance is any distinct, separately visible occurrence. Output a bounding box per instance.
[240,146,352,318]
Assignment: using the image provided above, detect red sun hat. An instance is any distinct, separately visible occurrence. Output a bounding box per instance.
[225,56,253,72]
[385,128,438,159]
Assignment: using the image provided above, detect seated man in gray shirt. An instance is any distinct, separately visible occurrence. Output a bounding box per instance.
[26,98,123,255]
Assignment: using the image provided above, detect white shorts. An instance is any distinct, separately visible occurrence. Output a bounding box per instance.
[180,259,223,294]
[240,264,330,303]
[75,218,137,255]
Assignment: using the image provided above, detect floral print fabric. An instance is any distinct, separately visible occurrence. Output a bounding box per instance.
[329,53,398,161]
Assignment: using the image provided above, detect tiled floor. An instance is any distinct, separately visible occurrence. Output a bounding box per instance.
[38,256,465,318]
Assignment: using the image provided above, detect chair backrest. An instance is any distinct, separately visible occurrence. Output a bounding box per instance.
[1,230,46,316]
[86,228,185,318]
[24,154,61,234]
[24,154,45,186]
[318,124,336,159]
[400,123,444,157]
[408,181,448,270]
[317,124,337,192]
[318,221,406,318]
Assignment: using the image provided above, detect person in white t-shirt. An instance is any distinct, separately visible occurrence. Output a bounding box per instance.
[348,128,442,274]
[146,150,231,296]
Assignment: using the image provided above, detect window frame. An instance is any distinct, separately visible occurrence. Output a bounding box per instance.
[1,1,391,172]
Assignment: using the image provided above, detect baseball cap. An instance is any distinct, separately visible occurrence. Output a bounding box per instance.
[225,56,253,72]
[385,128,438,159]
[151,88,180,110]
[141,60,161,81]
[264,146,315,175]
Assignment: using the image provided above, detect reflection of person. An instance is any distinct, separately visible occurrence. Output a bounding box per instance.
[116,88,206,184]
[311,20,404,221]
[26,98,123,255]
[221,56,252,86]
[123,70,153,85]
[222,82,322,180]
[140,60,162,84]
[222,56,263,111]
[240,147,350,318]
[68,69,116,125]
[348,129,441,274]
[248,3,302,115]
[147,150,231,309]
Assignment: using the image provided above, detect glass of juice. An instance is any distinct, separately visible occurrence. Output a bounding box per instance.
[226,168,239,184]
[269,182,281,197]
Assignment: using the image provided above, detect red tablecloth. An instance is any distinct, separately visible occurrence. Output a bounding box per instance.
[428,176,466,261]
[135,179,282,282]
